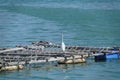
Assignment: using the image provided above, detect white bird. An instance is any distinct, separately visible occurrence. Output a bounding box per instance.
[61,34,65,52]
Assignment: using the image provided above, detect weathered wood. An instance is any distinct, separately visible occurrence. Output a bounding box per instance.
[0,41,120,71]
[0,48,24,54]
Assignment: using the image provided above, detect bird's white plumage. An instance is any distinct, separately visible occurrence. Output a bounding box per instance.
[61,34,65,52]
[62,41,65,52]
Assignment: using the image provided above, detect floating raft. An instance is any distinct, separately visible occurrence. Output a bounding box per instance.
[0,41,120,71]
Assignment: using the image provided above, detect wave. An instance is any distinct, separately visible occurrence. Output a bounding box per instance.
[0,0,120,10]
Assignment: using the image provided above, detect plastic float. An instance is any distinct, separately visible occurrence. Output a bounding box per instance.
[0,65,24,71]
[58,58,86,64]
[94,47,120,61]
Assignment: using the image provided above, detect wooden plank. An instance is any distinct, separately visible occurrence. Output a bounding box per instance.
[0,48,24,54]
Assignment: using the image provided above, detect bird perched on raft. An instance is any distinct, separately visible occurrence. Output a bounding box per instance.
[61,34,65,52]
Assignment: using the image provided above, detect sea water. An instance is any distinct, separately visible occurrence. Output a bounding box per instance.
[0,0,120,80]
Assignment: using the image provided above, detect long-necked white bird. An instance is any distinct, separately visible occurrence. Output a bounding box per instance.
[61,34,65,52]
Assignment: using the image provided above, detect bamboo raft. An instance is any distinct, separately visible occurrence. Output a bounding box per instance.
[0,41,120,71]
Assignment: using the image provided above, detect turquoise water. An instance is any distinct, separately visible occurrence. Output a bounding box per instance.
[0,0,120,80]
